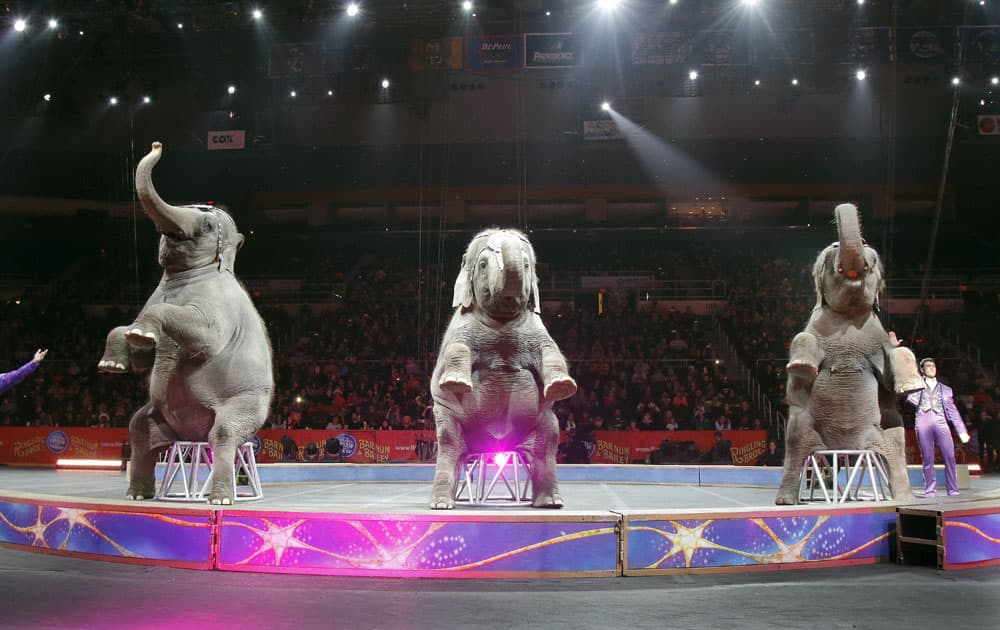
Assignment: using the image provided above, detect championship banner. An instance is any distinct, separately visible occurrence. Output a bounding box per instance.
[767,29,814,63]
[524,32,580,68]
[631,32,689,65]
[583,120,623,141]
[843,27,890,64]
[268,42,324,78]
[465,35,521,69]
[898,27,954,63]
[207,130,246,150]
[978,115,1000,136]
[409,37,463,70]
[966,27,1000,62]
[690,30,749,65]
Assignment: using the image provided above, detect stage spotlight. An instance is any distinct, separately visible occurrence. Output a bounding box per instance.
[598,0,621,10]
[142,95,151,104]
[791,78,799,86]
[327,89,334,96]
[48,18,58,29]
[14,19,27,32]
[462,1,473,11]
[754,79,761,86]
[546,10,552,15]
[601,101,611,111]
[992,76,999,85]
[109,96,119,106]
[952,76,961,85]
[79,30,84,36]
[856,69,866,81]
[252,9,263,20]
[227,84,237,95]
[346,3,360,16]
[670,0,679,4]
[43,94,52,102]
[290,90,297,98]
[177,22,184,29]
[742,0,759,6]
[689,70,699,81]
[381,78,390,89]
[981,99,987,106]
[857,0,864,4]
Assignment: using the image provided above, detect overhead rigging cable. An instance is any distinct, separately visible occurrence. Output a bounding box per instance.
[880,0,898,323]
[911,5,971,341]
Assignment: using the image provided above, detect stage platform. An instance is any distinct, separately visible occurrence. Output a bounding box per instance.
[2,464,999,578]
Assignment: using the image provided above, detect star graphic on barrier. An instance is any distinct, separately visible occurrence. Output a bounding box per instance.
[256,519,309,564]
[658,520,718,567]
[29,513,50,546]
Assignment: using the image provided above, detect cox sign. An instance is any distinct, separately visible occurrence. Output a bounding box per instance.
[207,130,246,150]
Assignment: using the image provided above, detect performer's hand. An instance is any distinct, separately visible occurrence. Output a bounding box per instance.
[888,331,902,347]
[959,432,970,444]
[33,349,48,364]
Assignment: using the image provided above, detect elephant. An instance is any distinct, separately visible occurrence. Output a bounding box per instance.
[775,203,924,505]
[429,228,577,509]
[98,142,274,505]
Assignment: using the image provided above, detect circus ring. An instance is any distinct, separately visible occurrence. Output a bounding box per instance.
[1,463,998,578]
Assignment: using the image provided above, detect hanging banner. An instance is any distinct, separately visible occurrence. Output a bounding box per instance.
[409,37,463,70]
[583,120,623,141]
[465,35,522,69]
[690,30,748,65]
[966,27,1000,62]
[768,29,814,63]
[631,32,689,65]
[843,27,891,64]
[524,32,580,68]
[268,42,324,78]
[898,27,954,63]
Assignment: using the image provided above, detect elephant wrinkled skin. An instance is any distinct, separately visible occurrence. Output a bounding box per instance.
[429,228,577,509]
[775,203,923,505]
[99,142,273,505]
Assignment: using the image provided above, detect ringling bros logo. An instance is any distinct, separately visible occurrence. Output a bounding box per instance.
[46,430,69,455]
[336,433,358,459]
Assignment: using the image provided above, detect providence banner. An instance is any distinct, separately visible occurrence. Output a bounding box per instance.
[524,32,580,68]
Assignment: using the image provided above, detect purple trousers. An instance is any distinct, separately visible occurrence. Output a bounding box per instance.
[915,410,958,496]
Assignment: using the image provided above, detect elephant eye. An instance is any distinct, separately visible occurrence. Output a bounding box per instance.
[478,259,488,269]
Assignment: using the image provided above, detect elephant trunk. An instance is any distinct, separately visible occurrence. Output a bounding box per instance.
[135,142,202,238]
[835,203,865,277]
[499,234,526,299]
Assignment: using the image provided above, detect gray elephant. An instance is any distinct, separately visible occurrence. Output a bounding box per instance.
[98,142,273,505]
[775,203,924,505]
[429,228,577,509]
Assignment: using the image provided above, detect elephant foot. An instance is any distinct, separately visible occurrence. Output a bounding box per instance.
[209,496,234,506]
[429,495,455,510]
[438,373,472,394]
[544,377,578,402]
[126,479,156,501]
[125,328,157,349]
[98,359,128,373]
[774,483,799,505]
[532,492,564,509]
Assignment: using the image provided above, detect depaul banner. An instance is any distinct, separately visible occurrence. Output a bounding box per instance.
[465,35,521,69]
[524,32,580,68]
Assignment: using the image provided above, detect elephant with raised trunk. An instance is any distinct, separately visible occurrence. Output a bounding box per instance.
[98,142,273,505]
[429,228,577,509]
[775,203,924,505]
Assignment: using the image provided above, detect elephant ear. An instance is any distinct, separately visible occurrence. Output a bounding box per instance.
[812,245,835,309]
[452,254,474,309]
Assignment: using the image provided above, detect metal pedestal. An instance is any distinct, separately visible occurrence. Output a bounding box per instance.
[156,441,263,502]
[799,449,892,503]
[454,451,532,506]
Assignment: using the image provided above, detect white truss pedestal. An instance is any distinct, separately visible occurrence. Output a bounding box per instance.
[799,449,892,504]
[454,451,532,506]
[156,441,263,502]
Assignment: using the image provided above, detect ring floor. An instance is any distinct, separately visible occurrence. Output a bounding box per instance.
[2,468,1000,630]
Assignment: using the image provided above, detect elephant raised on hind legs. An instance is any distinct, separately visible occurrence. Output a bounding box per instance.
[775,203,923,505]
[98,142,273,505]
[429,228,577,509]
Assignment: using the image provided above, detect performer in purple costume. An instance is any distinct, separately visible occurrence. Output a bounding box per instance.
[0,349,47,395]
[905,358,969,497]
